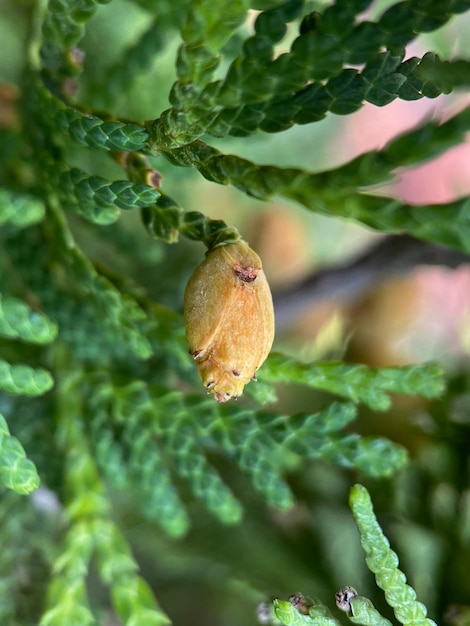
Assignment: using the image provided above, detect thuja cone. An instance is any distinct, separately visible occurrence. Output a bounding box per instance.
[184,240,275,402]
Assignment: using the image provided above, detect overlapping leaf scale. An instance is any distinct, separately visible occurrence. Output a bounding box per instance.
[84,375,129,491]
[176,0,250,99]
[275,485,438,625]
[40,0,112,85]
[136,448,189,535]
[95,522,171,625]
[194,0,354,135]
[350,484,438,626]
[334,105,470,185]
[0,359,54,396]
[164,104,470,198]
[275,591,394,625]
[122,389,243,525]
[182,0,250,52]
[141,193,184,242]
[254,404,408,478]
[0,189,45,227]
[45,292,152,363]
[179,210,241,247]
[57,108,149,151]
[166,139,470,252]
[163,417,243,524]
[207,51,452,136]
[42,373,172,626]
[45,207,153,361]
[155,0,250,146]
[222,409,295,509]
[85,375,408,527]
[96,382,240,528]
[346,195,470,253]
[66,276,152,361]
[61,167,160,225]
[26,73,148,152]
[3,223,151,364]
[40,574,95,626]
[3,218,151,365]
[124,420,190,537]
[211,401,405,495]
[166,0,465,140]
[0,295,58,344]
[41,414,99,625]
[415,56,470,91]
[154,0,304,144]
[251,403,358,453]
[348,596,394,626]
[262,354,444,411]
[89,380,189,536]
[216,0,306,105]
[298,0,466,76]
[0,411,40,494]
[139,303,192,376]
[320,434,408,478]
[111,578,171,626]
[274,597,341,626]
[239,448,295,508]
[377,0,470,51]
[109,384,266,512]
[141,189,241,247]
[4,221,151,363]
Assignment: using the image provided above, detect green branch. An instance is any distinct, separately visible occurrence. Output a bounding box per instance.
[156,138,470,252]
[40,371,171,625]
[275,486,439,626]
[0,411,40,494]
[61,167,160,224]
[350,484,438,626]
[0,189,45,227]
[149,0,465,144]
[262,355,445,411]
[0,359,54,396]
[0,295,58,344]
[24,73,149,152]
[40,0,112,87]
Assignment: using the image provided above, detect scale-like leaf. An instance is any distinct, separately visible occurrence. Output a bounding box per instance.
[262,355,444,411]
[40,0,112,85]
[0,359,54,396]
[0,295,58,344]
[0,412,40,494]
[0,189,45,227]
[274,598,341,626]
[350,484,438,626]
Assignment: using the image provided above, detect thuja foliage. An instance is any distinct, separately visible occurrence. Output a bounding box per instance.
[1,0,470,623]
[273,485,437,626]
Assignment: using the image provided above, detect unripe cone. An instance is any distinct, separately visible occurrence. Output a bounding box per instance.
[184,240,275,402]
